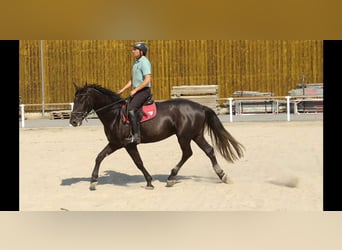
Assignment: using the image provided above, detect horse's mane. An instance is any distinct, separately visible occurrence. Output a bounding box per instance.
[83,83,122,101]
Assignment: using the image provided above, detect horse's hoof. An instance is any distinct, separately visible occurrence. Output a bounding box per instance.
[222,174,233,184]
[89,182,97,191]
[166,179,177,187]
[145,185,154,190]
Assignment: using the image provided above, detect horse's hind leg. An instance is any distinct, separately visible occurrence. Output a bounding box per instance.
[194,135,232,184]
[90,143,119,190]
[166,137,193,187]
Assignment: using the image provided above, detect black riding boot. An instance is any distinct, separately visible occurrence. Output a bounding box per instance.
[125,110,141,144]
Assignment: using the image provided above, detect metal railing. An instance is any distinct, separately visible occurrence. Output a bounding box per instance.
[19,103,74,128]
[19,95,323,127]
[217,95,323,122]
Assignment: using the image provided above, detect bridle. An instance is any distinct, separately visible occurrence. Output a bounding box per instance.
[71,93,126,120]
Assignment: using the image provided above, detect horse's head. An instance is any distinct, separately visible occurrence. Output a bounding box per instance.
[70,82,124,127]
[69,82,94,127]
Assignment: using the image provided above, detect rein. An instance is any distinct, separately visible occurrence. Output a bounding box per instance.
[94,98,126,113]
[71,93,126,120]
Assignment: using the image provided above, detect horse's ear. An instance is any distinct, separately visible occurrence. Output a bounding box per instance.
[72,82,79,90]
[85,81,88,87]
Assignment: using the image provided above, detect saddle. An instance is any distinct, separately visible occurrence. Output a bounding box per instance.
[121,95,157,124]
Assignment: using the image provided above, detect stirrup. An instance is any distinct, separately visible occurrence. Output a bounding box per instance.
[124,134,141,144]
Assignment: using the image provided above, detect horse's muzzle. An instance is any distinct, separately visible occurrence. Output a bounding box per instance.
[69,115,83,127]
[69,120,82,127]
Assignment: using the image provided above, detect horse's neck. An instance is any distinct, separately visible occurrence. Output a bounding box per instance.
[93,100,115,112]
[91,90,119,112]
[93,98,122,124]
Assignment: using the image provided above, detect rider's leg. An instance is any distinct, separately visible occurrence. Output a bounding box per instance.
[125,109,141,144]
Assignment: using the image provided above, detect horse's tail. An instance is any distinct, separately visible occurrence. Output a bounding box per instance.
[204,107,245,162]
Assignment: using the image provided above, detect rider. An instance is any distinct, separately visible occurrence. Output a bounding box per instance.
[117,42,152,145]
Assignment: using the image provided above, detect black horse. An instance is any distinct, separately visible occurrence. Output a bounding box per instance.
[69,83,245,190]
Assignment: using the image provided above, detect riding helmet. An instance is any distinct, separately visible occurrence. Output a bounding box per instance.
[133,42,148,55]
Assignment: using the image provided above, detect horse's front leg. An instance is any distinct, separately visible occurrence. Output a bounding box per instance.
[90,143,119,191]
[125,144,154,190]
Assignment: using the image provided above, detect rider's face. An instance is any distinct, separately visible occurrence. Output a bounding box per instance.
[132,48,142,59]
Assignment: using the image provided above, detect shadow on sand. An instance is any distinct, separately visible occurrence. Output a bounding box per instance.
[60,170,196,187]
[60,170,220,187]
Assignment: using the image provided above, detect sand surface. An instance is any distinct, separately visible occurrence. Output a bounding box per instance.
[19,120,323,211]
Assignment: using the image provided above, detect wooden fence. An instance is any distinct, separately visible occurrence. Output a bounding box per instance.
[171,85,218,112]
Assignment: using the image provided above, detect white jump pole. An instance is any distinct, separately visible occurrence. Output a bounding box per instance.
[285,96,291,121]
[228,97,233,123]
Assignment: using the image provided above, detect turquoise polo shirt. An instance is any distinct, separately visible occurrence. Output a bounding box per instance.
[132,56,152,88]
